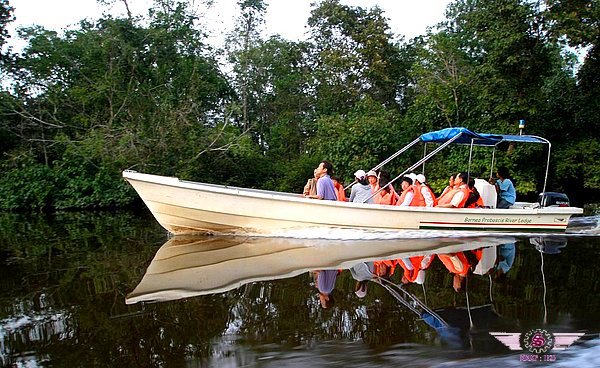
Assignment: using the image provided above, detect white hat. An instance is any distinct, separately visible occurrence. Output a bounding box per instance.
[355,281,368,298]
[415,270,426,284]
[366,170,377,177]
[408,173,418,182]
[354,169,366,179]
[416,174,426,184]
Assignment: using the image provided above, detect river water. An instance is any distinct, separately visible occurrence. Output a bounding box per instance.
[1,211,600,367]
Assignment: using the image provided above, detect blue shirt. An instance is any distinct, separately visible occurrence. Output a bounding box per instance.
[316,174,338,200]
[497,178,516,204]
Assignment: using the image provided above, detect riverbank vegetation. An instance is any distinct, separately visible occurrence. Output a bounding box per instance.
[1,0,598,210]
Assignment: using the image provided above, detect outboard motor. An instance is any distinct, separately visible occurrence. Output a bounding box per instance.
[538,192,570,207]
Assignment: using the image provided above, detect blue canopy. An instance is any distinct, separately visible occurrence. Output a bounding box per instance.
[419,127,548,146]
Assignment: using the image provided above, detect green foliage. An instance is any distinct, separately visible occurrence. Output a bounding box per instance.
[0,155,54,210]
[1,0,600,209]
[308,98,404,183]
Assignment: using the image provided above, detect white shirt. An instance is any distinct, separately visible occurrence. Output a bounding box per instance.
[421,186,434,207]
[399,191,414,206]
[450,185,467,207]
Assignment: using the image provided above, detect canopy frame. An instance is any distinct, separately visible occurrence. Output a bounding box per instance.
[364,127,552,203]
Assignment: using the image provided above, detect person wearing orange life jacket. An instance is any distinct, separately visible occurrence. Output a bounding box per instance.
[436,174,456,205]
[396,255,434,284]
[375,175,399,205]
[412,174,436,207]
[437,251,475,292]
[464,178,484,208]
[435,172,470,208]
[331,176,347,202]
[366,170,379,193]
[395,176,415,206]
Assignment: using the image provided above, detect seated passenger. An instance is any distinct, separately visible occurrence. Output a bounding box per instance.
[349,170,375,204]
[395,176,415,207]
[331,176,347,202]
[375,176,399,205]
[464,178,484,208]
[435,172,469,208]
[366,170,379,193]
[302,168,319,197]
[438,174,456,202]
[489,167,516,209]
[414,174,436,207]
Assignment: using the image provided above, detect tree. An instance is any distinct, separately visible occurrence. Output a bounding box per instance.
[226,0,267,133]
[307,0,407,115]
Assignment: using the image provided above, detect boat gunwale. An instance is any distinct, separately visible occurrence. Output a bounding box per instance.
[123,170,583,216]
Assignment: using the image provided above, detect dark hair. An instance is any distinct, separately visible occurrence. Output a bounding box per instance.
[378,176,391,193]
[357,177,369,185]
[331,176,342,185]
[401,176,413,185]
[321,291,335,309]
[321,160,333,175]
[456,172,468,184]
[464,178,481,208]
[497,167,510,179]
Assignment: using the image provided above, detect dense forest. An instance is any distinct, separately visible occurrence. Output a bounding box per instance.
[0,0,598,210]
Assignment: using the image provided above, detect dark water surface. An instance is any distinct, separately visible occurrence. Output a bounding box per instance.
[1,212,600,367]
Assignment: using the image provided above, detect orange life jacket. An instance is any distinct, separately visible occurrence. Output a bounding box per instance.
[333,181,347,202]
[374,260,396,277]
[376,186,399,205]
[466,190,484,208]
[438,252,470,276]
[437,185,469,207]
[396,256,424,282]
[411,183,437,207]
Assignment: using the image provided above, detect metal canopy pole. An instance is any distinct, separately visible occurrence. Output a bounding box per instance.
[365,133,463,202]
[543,141,551,194]
[467,139,474,181]
[344,137,421,190]
[489,147,496,179]
[422,143,427,174]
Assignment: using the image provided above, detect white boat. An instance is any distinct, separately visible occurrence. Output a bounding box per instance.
[123,128,583,235]
[126,235,515,304]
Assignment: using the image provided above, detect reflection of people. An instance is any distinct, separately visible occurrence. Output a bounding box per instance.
[349,261,375,298]
[489,167,516,209]
[495,243,516,275]
[314,269,340,308]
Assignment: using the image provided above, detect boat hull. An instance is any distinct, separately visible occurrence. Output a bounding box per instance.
[123,171,583,235]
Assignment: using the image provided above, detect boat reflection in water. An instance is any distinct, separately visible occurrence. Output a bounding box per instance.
[126,235,515,304]
[127,234,597,357]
